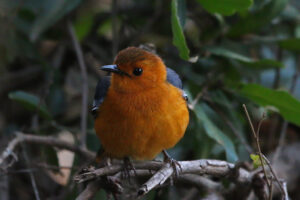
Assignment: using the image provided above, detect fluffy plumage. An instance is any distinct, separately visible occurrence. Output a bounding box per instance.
[93,47,189,160]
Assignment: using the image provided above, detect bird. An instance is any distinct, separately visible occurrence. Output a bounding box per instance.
[92,47,189,170]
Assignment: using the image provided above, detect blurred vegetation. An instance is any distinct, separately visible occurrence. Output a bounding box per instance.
[0,0,300,199]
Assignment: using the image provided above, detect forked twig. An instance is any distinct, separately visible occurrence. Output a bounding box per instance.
[243,104,288,200]
[242,105,270,188]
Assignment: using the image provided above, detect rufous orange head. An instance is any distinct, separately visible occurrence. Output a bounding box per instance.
[101,47,167,93]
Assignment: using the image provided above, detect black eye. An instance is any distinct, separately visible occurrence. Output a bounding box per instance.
[133,68,143,76]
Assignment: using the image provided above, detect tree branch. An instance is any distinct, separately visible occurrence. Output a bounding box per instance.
[0,132,95,169]
[76,179,103,200]
[74,159,255,199]
[138,163,173,195]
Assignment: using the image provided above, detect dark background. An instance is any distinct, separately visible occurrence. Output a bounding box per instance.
[0,0,300,199]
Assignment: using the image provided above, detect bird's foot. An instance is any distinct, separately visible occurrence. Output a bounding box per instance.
[162,150,182,178]
[78,148,111,176]
[102,176,123,199]
[121,157,137,180]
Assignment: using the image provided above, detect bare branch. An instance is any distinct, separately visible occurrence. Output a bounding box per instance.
[243,105,270,189]
[74,159,237,183]
[0,135,22,168]
[74,159,255,199]
[261,155,286,198]
[0,132,95,169]
[188,87,207,110]
[179,174,221,191]
[281,181,289,200]
[76,179,103,200]
[138,163,173,196]
[243,105,289,200]
[21,145,41,200]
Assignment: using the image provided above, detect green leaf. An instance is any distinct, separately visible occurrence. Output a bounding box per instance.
[74,14,94,41]
[194,105,238,162]
[9,91,52,120]
[206,46,284,69]
[197,0,253,16]
[278,38,300,51]
[228,0,288,37]
[250,154,262,169]
[206,46,252,62]
[30,0,81,41]
[171,0,190,60]
[239,84,300,126]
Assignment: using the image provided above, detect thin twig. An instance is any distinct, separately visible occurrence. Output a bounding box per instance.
[242,104,258,139]
[281,180,289,200]
[188,88,206,110]
[21,145,41,200]
[262,155,286,196]
[0,132,95,169]
[0,135,22,168]
[242,105,271,194]
[67,20,89,149]
[270,180,274,200]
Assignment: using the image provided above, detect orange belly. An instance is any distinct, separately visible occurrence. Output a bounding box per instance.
[94,83,189,160]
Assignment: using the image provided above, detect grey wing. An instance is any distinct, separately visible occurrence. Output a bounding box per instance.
[166,67,182,89]
[166,67,188,101]
[92,76,111,118]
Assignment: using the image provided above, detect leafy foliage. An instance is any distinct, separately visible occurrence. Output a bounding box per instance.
[279,38,300,51]
[8,91,52,120]
[197,0,253,16]
[250,154,262,169]
[171,0,190,60]
[28,0,82,41]
[193,104,238,162]
[239,84,300,126]
[206,46,285,69]
[228,0,288,36]
[2,0,300,199]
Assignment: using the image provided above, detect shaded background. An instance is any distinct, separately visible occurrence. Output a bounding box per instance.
[0,0,300,199]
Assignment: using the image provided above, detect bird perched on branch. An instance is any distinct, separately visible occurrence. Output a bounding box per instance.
[92,47,189,171]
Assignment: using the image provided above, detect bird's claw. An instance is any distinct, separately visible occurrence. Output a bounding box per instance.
[162,150,182,178]
[121,157,137,180]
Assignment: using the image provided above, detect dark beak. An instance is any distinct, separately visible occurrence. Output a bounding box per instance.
[100,65,131,77]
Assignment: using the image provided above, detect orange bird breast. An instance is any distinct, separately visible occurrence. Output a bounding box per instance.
[94,82,189,160]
